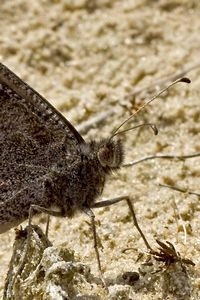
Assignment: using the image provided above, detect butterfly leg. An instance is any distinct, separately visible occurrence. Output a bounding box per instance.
[82,207,107,288]
[30,205,107,289]
[28,204,63,235]
[45,215,50,237]
[92,196,152,251]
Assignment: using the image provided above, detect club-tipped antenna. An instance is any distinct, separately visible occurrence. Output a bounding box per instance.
[111,122,158,139]
[110,77,190,140]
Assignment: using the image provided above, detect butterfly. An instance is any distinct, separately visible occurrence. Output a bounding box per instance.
[0,63,189,285]
[1,63,150,286]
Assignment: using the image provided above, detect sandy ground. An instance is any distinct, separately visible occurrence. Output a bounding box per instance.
[0,0,200,299]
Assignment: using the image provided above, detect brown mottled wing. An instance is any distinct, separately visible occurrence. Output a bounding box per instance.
[0,63,84,213]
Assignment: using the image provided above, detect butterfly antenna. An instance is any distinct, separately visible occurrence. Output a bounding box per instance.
[111,123,158,139]
[109,77,190,140]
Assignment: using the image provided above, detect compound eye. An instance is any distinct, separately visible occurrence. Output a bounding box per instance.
[97,146,111,167]
[97,140,123,168]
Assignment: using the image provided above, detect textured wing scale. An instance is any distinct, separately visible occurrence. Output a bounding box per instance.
[0,63,84,227]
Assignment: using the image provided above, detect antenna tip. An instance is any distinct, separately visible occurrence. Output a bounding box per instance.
[154,127,159,135]
[151,124,158,135]
[179,77,191,84]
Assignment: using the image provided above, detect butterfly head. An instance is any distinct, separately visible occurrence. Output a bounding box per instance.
[97,139,124,169]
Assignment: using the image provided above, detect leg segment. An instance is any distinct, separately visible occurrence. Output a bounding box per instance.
[92,195,152,251]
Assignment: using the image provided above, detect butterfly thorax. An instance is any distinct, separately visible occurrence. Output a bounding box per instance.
[53,139,124,217]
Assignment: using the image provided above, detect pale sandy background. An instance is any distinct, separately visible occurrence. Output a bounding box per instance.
[0,0,200,299]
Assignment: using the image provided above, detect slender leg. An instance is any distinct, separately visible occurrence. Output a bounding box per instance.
[28,205,62,237]
[80,196,152,288]
[82,207,107,288]
[28,204,63,225]
[125,197,152,251]
[92,195,152,251]
[45,215,50,237]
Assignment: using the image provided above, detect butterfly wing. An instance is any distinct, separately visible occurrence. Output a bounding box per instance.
[0,63,84,228]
